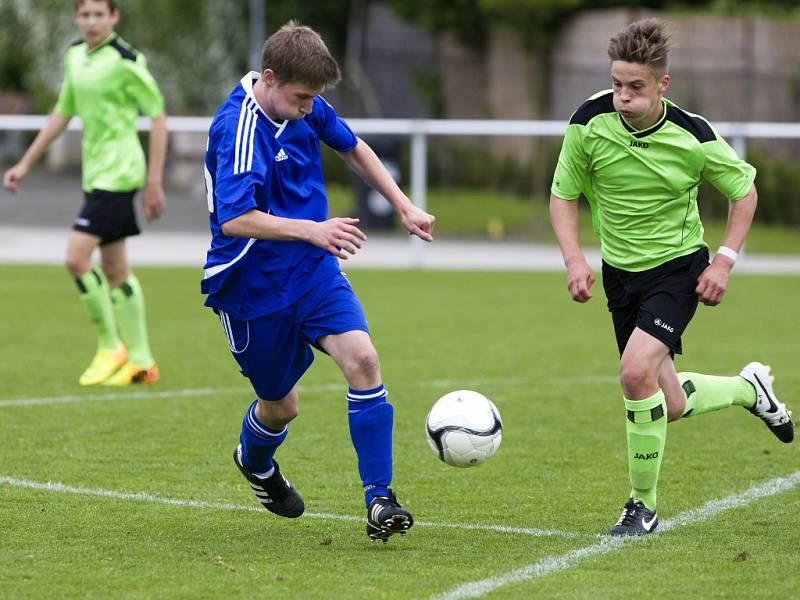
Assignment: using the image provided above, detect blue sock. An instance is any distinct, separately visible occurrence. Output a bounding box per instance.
[239,400,287,474]
[348,384,393,507]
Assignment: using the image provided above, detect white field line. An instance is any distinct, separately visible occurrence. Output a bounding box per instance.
[0,376,536,409]
[429,469,800,600]
[0,476,585,540]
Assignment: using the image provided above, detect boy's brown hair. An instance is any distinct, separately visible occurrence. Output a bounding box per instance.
[74,0,118,12]
[607,18,672,76]
[261,21,341,88]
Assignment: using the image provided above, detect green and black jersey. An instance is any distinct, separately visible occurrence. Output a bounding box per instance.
[551,90,755,271]
[55,33,164,193]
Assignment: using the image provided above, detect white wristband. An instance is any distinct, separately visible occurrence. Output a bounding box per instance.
[717,246,738,262]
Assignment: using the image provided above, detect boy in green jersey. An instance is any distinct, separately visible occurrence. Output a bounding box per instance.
[550,18,794,536]
[3,0,166,386]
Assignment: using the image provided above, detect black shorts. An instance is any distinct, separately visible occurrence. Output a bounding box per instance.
[72,189,141,245]
[602,247,710,356]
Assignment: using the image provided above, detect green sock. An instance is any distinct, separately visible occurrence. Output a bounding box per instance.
[76,268,121,350]
[110,273,154,366]
[625,390,667,511]
[678,372,755,417]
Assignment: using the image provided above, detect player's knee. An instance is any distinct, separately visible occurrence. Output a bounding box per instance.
[258,393,298,427]
[64,254,89,278]
[345,346,380,380]
[619,361,653,396]
[101,262,128,288]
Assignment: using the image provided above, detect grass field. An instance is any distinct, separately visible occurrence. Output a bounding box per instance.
[1,265,799,599]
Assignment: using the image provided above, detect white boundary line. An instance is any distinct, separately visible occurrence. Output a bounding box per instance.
[429,469,800,600]
[0,377,529,408]
[0,375,616,409]
[0,476,586,540]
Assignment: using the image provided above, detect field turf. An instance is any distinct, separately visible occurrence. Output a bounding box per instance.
[1,265,798,599]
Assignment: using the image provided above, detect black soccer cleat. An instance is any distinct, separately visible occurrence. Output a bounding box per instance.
[233,445,304,518]
[739,362,794,444]
[607,498,658,536]
[366,489,414,543]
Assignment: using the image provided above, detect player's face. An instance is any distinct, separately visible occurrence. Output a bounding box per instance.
[262,74,324,121]
[610,61,669,130]
[74,1,119,49]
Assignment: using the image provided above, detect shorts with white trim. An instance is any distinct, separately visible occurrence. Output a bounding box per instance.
[73,189,140,245]
[215,272,369,400]
[602,247,709,356]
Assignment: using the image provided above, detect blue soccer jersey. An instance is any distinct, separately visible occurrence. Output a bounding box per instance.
[202,72,358,319]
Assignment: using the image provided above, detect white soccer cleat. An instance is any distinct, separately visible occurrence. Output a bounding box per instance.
[739,362,794,443]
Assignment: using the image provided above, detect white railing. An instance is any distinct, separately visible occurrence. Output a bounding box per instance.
[3,115,799,264]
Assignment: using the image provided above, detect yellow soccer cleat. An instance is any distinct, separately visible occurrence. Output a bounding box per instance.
[102,362,160,386]
[79,345,128,386]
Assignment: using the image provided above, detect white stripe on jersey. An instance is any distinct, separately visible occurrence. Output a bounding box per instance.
[233,100,247,174]
[233,98,259,175]
[246,103,258,171]
[239,104,253,173]
[204,163,214,213]
[203,238,256,279]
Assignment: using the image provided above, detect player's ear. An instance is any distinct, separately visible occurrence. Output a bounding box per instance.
[262,69,277,87]
[658,73,670,94]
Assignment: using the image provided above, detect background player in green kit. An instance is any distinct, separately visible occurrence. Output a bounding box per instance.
[549,18,794,536]
[3,0,166,386]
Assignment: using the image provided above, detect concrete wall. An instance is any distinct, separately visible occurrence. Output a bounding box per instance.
[440,8,800,124]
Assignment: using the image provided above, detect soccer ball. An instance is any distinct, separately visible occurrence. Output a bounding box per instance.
[425,390,503,467]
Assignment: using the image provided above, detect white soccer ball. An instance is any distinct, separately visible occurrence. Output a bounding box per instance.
[425,390,503,467]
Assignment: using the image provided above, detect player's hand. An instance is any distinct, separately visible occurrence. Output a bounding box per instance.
[310,217,367,259]
[696,257,732,306]
[400,205,435,242]
[566,259,595,303]
[142,181,165,222]
[3,163,29,193]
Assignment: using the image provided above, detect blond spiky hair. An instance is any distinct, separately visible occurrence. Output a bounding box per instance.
[608,18,672,75]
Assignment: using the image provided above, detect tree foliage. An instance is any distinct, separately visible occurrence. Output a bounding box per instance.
[0,0,350,114]
[386,0,800,45]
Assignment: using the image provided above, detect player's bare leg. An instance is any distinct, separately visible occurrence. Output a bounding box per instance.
[101,240,159,385]
[66,230,126,385]
[233,388,304,518]
[321,330,413,542]
[609,329,668,536]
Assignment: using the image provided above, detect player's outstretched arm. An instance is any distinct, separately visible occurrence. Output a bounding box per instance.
[550,193,595,303]
[695,184,757,306]
[221,210,367,260]
[3,112,71,193]
[141,113,168,222]
[338,138,435,242]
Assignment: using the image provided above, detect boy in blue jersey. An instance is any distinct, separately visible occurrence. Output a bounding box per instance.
[203,21,434,542]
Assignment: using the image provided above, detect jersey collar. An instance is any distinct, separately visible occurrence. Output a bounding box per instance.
[618,99,668,139]
[85,32,116,54]
[240,72,288,133]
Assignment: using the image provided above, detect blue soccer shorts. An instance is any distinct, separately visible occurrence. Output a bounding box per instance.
[215,272,369,401]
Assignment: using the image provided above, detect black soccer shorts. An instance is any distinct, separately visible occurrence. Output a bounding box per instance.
[602,247,710,356]
[73,189,141,245]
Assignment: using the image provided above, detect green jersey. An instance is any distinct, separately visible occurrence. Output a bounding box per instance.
[54,34,164,193]
[551,90,755,271]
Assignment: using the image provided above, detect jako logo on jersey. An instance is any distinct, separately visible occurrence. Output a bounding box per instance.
[654,318,674,333]
[629,140,649,148]
[634,452,659,460]
[275,148,289,162]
